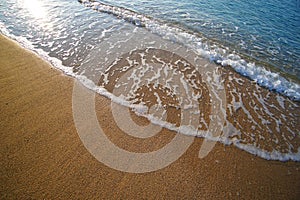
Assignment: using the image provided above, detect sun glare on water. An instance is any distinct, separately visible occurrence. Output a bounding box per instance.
[20,0,47,20]
[18,0,53,31]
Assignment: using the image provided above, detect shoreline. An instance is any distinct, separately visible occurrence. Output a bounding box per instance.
[1,34,300,199]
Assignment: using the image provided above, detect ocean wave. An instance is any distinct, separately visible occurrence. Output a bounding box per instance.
[79,0,300,101]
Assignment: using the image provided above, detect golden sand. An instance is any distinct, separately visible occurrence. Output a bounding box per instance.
[0,34,299,199]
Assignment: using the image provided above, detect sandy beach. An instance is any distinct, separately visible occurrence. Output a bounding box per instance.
[1,34,300,199]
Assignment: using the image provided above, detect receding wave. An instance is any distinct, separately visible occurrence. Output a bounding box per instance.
[79,0,300,101]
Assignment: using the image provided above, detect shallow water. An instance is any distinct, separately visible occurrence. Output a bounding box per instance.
[1,0,299,99]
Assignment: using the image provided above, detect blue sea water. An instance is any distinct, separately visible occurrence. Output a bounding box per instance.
[0,0,299,99]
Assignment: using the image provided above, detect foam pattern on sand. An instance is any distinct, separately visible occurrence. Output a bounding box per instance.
[1,1,299,161]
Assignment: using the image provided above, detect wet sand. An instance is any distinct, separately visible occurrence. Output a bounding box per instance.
[0,34,300,199]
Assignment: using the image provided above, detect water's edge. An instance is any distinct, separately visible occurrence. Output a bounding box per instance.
[79,0,300,101]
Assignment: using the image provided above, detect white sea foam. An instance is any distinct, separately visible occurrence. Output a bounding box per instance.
[79,0,300,101]
[0,22,73,76]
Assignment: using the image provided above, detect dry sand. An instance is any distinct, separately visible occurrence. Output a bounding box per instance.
[0,34,300,199]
